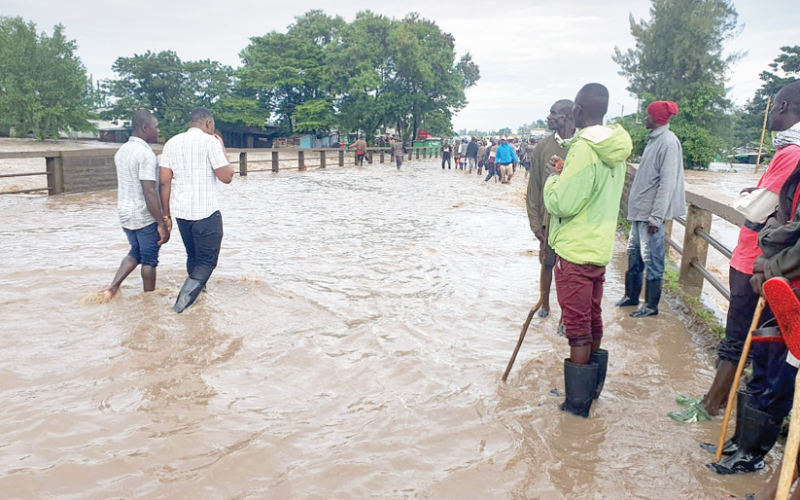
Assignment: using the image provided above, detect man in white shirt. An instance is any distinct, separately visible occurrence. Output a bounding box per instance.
[104,111,169,301]
[159,108,234,313]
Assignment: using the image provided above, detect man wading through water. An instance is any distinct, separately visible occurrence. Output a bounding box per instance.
[350,136,368,166]
[103,110,169,301]
[544,83,632,417]
[616,101,685,317]
[527,99,576,319]
[700,82,800,477]
[159,108,235,313]
[697,82,800,424]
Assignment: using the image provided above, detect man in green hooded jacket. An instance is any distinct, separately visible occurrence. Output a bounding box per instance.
[543,83,633,418]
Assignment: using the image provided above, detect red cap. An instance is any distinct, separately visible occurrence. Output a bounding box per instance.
[647,101,679,125]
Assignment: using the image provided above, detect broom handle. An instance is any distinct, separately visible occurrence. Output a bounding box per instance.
[715,297,766,462]
[776,373,800,500]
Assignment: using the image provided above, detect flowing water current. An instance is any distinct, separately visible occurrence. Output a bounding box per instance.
[0,155,773,499]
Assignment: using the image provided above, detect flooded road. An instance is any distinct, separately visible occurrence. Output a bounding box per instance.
[0,159,771,499]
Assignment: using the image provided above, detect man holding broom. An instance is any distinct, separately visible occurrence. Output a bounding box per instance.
[543,83,632,417]
[703,81,800,475]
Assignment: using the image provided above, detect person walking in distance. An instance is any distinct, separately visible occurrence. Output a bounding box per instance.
[527,99,576,318]
[495,138,519,184]
[466,137,479,173]
[159,108,235,313]
[544,83,633,417]
[441,141,452,169]
[350,136,368,166]
[103,110,169,301]
[391,138,405,170]
[484,139,499,182]
[616,101,686,317]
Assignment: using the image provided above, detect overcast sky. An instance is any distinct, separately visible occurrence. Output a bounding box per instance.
[4,0,799,131]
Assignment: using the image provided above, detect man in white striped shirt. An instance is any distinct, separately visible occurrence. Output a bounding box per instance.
[159,108,234,313]
[103,110,169,301]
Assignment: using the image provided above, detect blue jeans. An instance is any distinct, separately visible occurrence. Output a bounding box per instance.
[626,221,665,281]
[123,222,160,268]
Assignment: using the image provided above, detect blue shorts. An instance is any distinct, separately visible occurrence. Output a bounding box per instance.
[123,222,160,268]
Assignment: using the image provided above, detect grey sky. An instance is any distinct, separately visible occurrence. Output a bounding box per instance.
[4,0,799,131]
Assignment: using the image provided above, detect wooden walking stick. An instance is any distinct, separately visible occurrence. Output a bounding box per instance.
[502,262,547,382]
[715,297,766,462]
[755,96,771,174]
[502,296,544,382]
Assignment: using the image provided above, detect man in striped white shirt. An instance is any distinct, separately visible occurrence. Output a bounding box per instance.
[159,108,234,313]
[104,110,169,301]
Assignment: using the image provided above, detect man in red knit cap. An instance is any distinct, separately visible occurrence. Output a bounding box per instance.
[617,101,685,317]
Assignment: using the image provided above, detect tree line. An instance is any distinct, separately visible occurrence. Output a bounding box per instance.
[0,11,480,143]
[613,0,799,168]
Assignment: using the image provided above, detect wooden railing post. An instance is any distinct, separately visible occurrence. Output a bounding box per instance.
[435,147,439,158]
[298,150,306,171]
[339,150,345,167]
[272,151,279,172]
[680,204,713,296]
[380,151,385,164]
[408,149,412,161]
[239,152,247,176]
[367,151,373,164]
[46,156,64,195]
[320,151,326,169]
[415,148,420,160]
[423,148,427,159]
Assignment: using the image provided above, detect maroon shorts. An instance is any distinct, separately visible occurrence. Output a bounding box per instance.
[555,258,606,348]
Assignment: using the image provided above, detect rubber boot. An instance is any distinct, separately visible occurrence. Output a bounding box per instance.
[616,271,642,307]
[700,391,752,456]
[558,359,598,418]
[174,278,205,314]
[631,279,661,317]
[706,403,781,475]
[590,349,608,400]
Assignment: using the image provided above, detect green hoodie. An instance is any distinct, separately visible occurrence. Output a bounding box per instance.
[543,124,633,266]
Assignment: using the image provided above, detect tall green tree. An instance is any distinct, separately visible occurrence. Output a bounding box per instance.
[102,51,244,139]
[613,0,742,167]
[0,17,95,139]
[238,30,329,135]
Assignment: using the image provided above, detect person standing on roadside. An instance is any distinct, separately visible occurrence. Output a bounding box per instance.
[616,101,685,318]
[544,83,633,417]
[159,108,235,313]
[391,138,405,170]
[527,99,576,318]
[103,110,169,301]
[350,136,368,166]
[442,140,453,169]
[495,138,519,184]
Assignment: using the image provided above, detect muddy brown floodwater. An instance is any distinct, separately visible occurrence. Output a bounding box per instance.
[0,158,773,499]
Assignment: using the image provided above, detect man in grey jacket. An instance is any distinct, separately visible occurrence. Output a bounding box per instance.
[616,100,685,317]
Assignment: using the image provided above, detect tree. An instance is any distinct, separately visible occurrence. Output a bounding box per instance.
[102,51,245,139]
[735,46,800,148]
[239,31,329,135]
[613,0,742,167]
[0,17,96,139]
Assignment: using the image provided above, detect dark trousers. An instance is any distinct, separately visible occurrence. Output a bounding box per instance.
[177,211,223,285]
[555,258,605,348]
[442,154,451,169]
[718,267,774,364]
[484,163,497,181]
